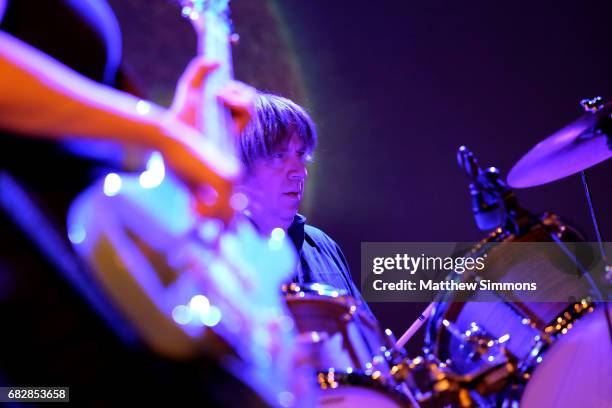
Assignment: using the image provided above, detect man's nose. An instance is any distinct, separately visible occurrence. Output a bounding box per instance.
[288,157,307,180]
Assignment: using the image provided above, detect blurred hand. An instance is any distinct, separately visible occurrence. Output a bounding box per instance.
[170,56,255,134]
[157,57,257,221]
[156,116,238,221]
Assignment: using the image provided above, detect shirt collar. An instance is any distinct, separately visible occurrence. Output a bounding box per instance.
[287,214,306,250]
[288,214,321,252]
[241,212,317,252]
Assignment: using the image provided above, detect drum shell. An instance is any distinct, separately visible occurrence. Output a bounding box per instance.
[430,214,595,372]
[283,283,413,407]
[286,292,391,375]
[519,306,612,408]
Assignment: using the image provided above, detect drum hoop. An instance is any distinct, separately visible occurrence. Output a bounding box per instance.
[283,282,356,309]
[283,282,349,297]
[317,369,411,406]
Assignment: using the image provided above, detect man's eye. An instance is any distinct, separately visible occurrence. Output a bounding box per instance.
[271,152,284,160]
[298,151,313,162]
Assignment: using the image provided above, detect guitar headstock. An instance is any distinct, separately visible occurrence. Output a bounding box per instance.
[180,0,230,26]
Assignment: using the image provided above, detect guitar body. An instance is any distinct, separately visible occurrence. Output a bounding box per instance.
[69,173,215,359]
[68,170,303,404]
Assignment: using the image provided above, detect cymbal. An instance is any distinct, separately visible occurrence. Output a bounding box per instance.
[507,99,612,188]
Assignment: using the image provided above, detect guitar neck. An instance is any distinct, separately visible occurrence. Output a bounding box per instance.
[191,6,236,156]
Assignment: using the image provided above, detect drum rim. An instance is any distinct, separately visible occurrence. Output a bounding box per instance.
[283,282,356,310]
[316,369,411,406]
[283,282,349,298]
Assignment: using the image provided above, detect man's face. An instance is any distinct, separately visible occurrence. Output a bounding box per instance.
[242,134,311,234]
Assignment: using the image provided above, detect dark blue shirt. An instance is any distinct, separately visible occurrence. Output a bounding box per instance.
[288,214,374,318]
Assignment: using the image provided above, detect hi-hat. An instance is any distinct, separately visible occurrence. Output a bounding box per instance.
[508,97,612,188]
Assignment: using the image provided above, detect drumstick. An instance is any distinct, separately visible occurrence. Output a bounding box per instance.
[396,302,436,349]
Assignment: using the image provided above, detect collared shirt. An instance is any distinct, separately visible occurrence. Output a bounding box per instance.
[287,214,374,318]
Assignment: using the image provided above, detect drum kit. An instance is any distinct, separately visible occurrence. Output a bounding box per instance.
[281,97,612,407]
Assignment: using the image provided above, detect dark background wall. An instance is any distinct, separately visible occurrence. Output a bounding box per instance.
[109,0,612,355]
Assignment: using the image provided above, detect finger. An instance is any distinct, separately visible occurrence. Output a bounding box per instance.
[180,57,220,90]
[217,81,256,107]
[171,59,222,128]
[220,107,252,134]
[217,82,255,120]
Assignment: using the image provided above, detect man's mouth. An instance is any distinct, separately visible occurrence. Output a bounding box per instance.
[283,191,301,199]
[284,183,303,200]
